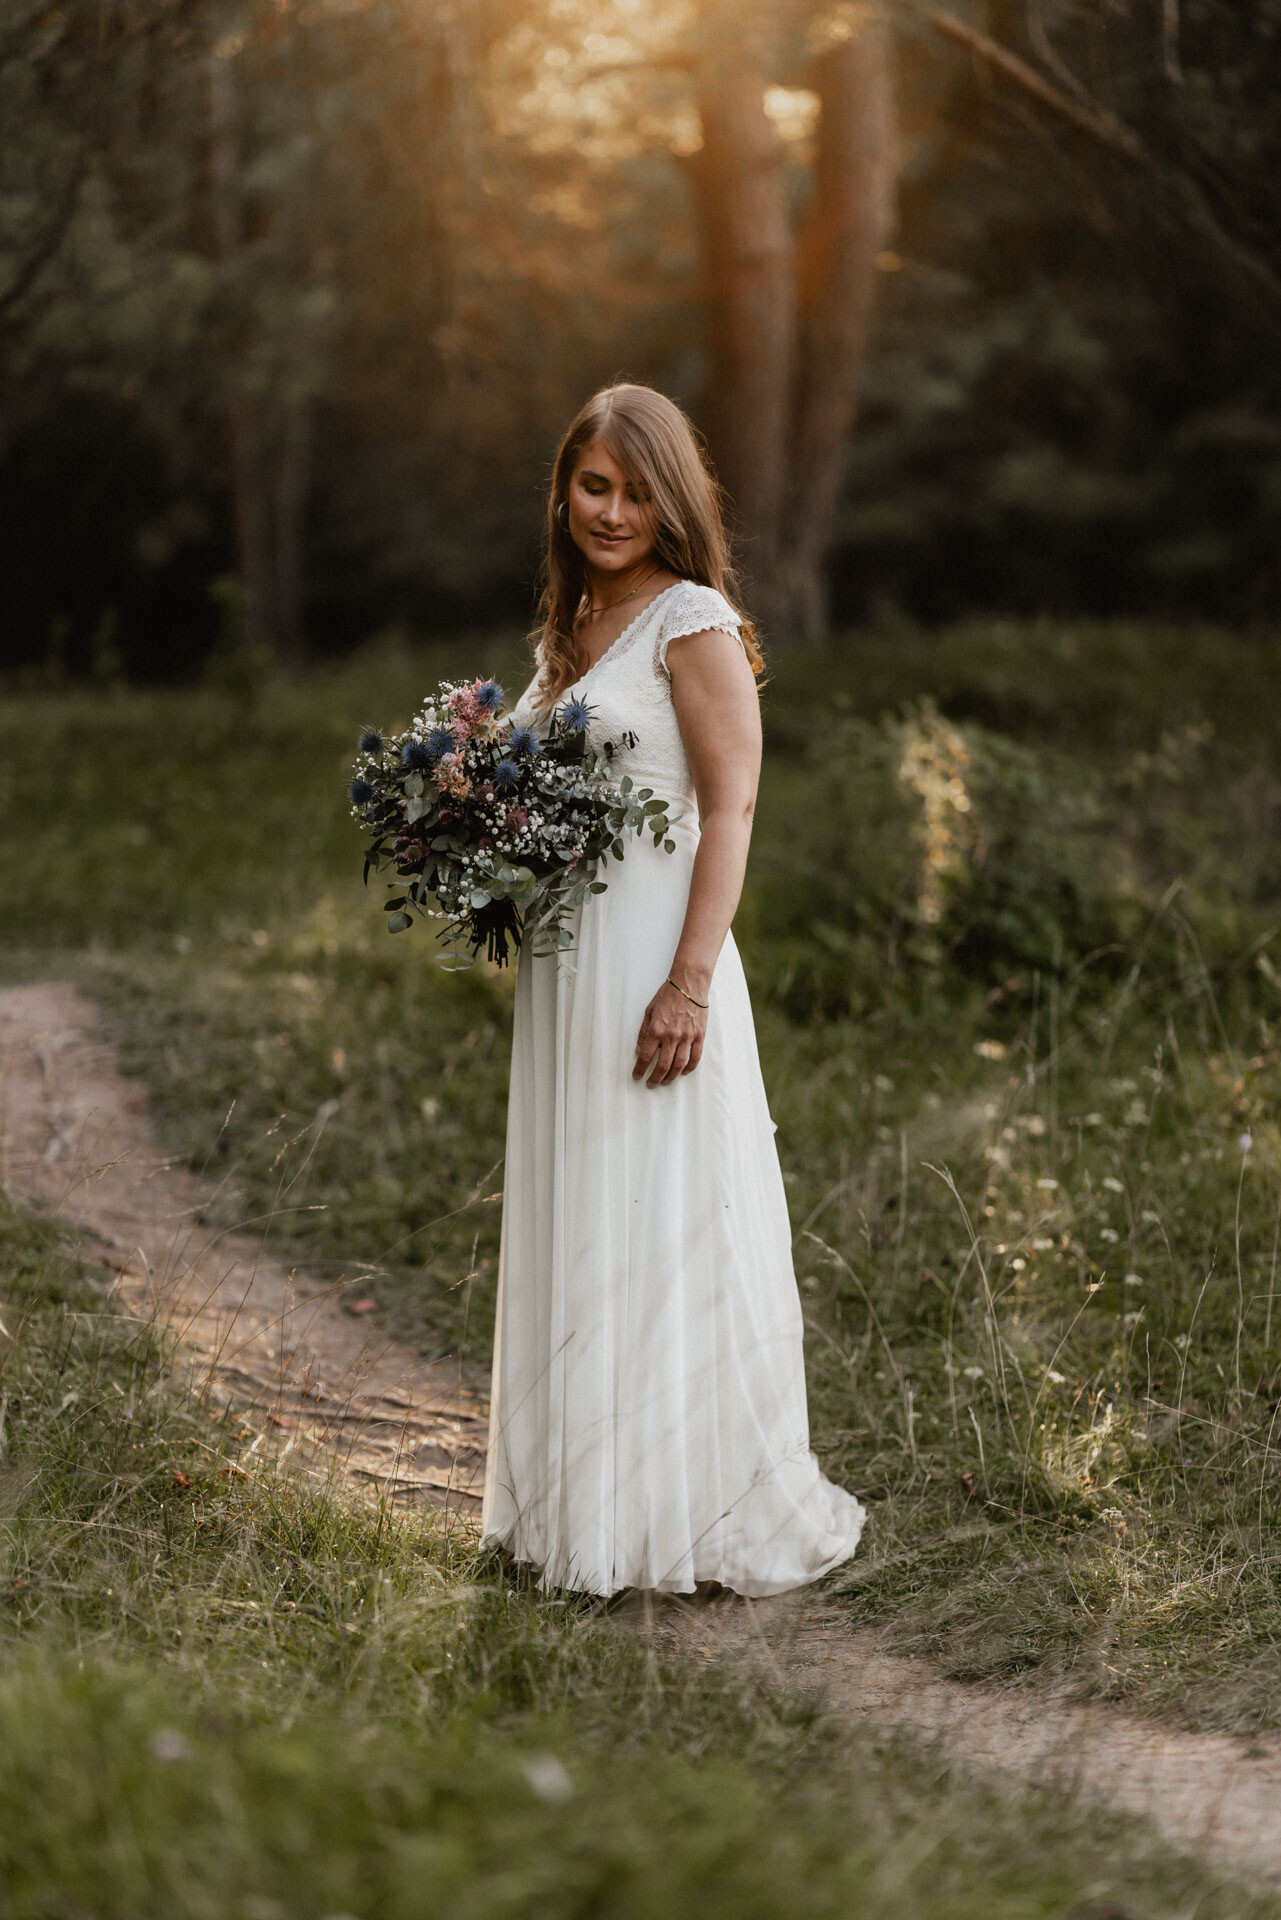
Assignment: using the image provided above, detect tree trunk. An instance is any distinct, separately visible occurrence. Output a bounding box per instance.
[692,54,795,609]
[780,14,897,641]
[274,393,311,665]
[207,39,281,657]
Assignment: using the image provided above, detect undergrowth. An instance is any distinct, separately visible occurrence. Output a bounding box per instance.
[3,619,1281,1736]
[1,1192,1275,1918]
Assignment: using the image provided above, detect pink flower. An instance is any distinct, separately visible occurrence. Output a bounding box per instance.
[437,751,472,801]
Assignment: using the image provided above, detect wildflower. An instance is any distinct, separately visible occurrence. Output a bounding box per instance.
[358,729,383,755]
[475,679,504,712]
[494,759,522,790]
[349,777,375,806]
[509,726,541,758]
[1239,1132,1254,1154]
[559,697,591,732]
[402,740,434,771]
[426,726,456,759]
[522,1754,573,1804]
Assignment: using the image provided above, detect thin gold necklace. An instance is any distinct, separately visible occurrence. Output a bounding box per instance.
[585,564,661,617]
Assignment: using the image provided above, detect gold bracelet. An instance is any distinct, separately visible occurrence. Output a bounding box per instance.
[666,976,709,1009]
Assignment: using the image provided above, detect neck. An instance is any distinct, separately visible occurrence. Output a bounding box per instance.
[583,555,660,610]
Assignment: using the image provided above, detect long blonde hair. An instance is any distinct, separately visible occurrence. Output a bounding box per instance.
[531,383,765,714]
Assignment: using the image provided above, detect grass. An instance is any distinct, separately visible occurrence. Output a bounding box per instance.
[3,1191,1278,1918]
[4,618,1281,1905]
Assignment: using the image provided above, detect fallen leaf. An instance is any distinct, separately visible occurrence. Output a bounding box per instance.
[344,1298,379,1315]
[960,1470,977,1502]
[170,1469,192,1490]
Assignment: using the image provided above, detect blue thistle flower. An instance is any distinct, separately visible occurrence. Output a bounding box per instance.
[401,740,434,771]
[559,698,591,733]
[475,679,504,712]
[509,726,541,758]
[349,776,375,807]
[493,758,522,790]
[426,725,456,758]
[358,729,383,755]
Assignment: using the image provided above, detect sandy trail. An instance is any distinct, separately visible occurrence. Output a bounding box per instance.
[0,980,486,1510]
[4,977,1281,1888]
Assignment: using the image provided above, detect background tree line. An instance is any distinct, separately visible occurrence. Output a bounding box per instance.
[1,0,1278,679]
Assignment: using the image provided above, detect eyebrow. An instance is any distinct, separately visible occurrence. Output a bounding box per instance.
[579,469,626,485]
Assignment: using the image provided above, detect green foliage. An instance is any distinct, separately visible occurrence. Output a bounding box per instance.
[6,621,1281,1734]
[7,0,1281,664]
[751,622,1281,1021]
[2,1192,1276,1918]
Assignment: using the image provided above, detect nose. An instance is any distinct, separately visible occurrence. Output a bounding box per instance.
[597,490,626,526]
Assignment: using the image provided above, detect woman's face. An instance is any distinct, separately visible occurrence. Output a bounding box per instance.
[564,437,656,575]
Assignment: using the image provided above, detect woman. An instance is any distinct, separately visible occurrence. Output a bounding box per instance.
[479,383,865,1598]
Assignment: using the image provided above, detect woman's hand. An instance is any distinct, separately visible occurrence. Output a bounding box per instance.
[633,980,707,1087]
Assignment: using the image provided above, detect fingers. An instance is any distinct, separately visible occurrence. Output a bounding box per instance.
[631,995,706,1086]
[679,1035,704,1075]
[648,1038,691,1087]
[632,1000,656,1079]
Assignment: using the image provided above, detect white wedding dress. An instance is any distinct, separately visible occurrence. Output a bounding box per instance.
[479,580,866,1596]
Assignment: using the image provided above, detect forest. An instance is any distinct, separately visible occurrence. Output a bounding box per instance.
[4,6,1281,1916]
[4,0,1280,678]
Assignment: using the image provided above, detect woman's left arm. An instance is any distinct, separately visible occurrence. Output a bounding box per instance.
[632,627,762,1088]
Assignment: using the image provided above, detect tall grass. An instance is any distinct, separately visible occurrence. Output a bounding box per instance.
[4,619,1281,1734]
[4,1193,1278,1918]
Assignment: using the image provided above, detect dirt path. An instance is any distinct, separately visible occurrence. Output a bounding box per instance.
[636,1588,1281,1885]
[0,980,486,1510]
[4,977,1281,1889]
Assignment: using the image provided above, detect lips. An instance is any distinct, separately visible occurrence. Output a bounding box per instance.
[591,531,629,544]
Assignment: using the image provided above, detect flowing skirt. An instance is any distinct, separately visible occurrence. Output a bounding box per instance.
[479,807,866,1596]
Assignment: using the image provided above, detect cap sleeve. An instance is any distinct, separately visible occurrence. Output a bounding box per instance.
[656,582,745,679]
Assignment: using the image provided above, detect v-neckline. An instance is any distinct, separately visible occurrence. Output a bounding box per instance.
[572,580,684,687]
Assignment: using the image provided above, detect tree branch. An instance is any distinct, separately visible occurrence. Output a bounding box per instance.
[919,5,1281,332]
[922,8,1145,159]
[0,160,84,322]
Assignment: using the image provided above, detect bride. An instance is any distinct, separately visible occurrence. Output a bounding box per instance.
[479,382,865,1598]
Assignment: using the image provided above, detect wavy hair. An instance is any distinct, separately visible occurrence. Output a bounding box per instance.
[530,383,764,714]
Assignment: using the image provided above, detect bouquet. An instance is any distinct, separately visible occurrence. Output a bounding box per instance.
[348,676,676,966]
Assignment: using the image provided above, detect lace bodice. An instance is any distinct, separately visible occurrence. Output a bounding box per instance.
[508,581,745,824]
